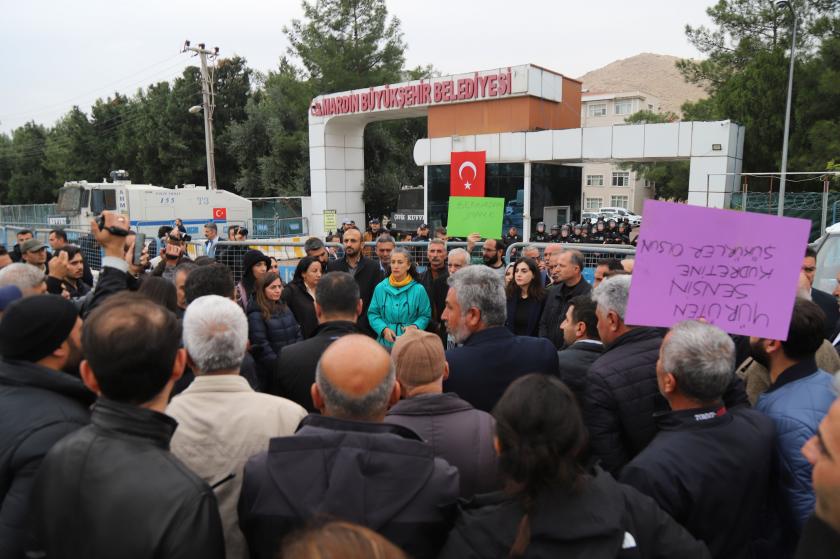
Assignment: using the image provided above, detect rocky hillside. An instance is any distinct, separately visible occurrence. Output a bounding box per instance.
[576,53,708,116]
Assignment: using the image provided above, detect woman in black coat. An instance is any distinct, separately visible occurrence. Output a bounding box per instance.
[438,375,711,559]
[246,271,302,374]
[504,257,545,337]
[282,256,322,339]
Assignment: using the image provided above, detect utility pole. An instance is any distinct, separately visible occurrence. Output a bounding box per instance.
[183,40,218,190]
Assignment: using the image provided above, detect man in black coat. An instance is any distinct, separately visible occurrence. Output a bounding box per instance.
[0,296,93,558]
[584,275,748,475]
[557,294,604,405]
[240,334,459,559]
[803,247,839,339]
[539,249,592,349]
[620,320,775,559]
[272,272,361,411]
[326,227,380,337]
[29,294,224,559]
[417,239,449,345]
[442,266,559,412]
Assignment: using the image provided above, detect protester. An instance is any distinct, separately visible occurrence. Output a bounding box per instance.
[439,374,711,558]
[752,297,837,539]
[326,227,380,336]
[304,236,330,271]
[417,239,449,342]
[282,521,408,559]
[385,329,500,498]
[363,218,383,257]
[173,261,197,317]
[503,262,515,286]
[504,257,545,337]
[594,257,624,288]
[481,238,507,279]
[541,243,562,285]
[620,320,775,559]
[47,229,67,252]
[447,247,470,276]
[29,293,224,558]
[442,265,559,412]
[239,334,459,559]
[235,249,271,310]
[167,295,307,559]
[799,396,840,558]
[203,222,219,257]
[556,294,604,405]
[45,245,91,300]
[374,233,396,278]
[0,263,47,297]
[538,249,592,349]
[802,247,839,338]
[18,238,48,273]
[584,274,668,474]
[282,256,321,338]
[0,296,92,557]
[247,271,302,370]
[151,229,191,282]
[269,256,280,274]
[136,276,178,314]
[0,246,12,270]
[273,272,361,411]
[9,230,33,263]
[368,247,431,348]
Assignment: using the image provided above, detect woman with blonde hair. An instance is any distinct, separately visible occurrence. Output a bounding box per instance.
[368,247,431,349]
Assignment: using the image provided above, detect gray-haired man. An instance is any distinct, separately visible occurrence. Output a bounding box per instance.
[239,334,459,559]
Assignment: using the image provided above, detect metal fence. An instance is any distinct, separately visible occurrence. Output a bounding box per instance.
[0,204,58,226]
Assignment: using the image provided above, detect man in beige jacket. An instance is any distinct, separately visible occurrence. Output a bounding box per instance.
[167,295,307,559]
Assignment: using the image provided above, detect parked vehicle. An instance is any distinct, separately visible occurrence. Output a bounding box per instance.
[598,206,642,226]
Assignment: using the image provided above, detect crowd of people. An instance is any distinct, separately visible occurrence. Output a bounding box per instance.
[0,210,838,558]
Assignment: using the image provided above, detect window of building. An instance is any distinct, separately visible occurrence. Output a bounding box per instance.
[610,195,629,209]
[588,103,607,117]
[648,104,654,111]
[585,174,604,186]
[585,197,603,210]
[612,172,630,187]
[615,100,633,115]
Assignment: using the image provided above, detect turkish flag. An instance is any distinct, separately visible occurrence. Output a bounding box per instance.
[212,207,227,220]
[450,151,486,197]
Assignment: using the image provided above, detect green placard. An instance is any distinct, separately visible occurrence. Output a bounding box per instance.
[446,196,505,238]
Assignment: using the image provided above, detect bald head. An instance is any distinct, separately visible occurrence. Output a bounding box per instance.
[313,335,398,421]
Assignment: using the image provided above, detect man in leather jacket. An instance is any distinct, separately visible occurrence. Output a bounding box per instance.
[29,293,224,559]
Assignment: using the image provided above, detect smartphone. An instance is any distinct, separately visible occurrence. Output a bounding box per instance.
[133,233,146,265]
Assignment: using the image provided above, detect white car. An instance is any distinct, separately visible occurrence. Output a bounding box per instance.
[599,207,642,226]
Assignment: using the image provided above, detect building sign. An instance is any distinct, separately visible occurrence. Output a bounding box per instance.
[311,68,515,117]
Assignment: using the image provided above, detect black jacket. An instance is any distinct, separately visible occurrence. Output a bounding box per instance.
[272,321,359,411]
[538,278,592,349]
[282,281,319,339]
[620,406,776,559]
[246,302,302,364]
[238,414,459,559]
[811,288,840,339]
[583,327,667,474]
[796,515,840,559]
[439,466,711,559]
[385,392,500,498]
[444,326,560,412]
[417,267,449,342]
[0,359,93,558]
[30,398,224,559]
[556,340,605,405]
[326,256,380,336]
[505,295,545,337]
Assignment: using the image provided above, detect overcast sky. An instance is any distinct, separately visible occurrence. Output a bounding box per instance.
[0,0,714,134]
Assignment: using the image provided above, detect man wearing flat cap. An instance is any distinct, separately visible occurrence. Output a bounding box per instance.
[384,329,500,498]
[0,295,93,557]
[19,238,49,274]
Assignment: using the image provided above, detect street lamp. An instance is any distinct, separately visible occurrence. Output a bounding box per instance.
[776,0,797,216]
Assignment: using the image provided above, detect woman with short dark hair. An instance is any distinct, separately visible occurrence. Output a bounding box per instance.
[282,256,322,339]
[439,374,711,558]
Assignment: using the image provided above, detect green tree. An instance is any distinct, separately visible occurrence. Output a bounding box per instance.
[621,110,691,201]
[44,107,100,183]
[7,123,54,203]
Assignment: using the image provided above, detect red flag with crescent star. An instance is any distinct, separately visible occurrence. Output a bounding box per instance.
[212,207,227,220]
[450,151,485,197]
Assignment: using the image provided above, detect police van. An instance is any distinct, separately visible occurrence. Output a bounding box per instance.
[54,170,252,238]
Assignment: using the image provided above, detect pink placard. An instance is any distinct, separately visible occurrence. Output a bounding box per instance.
[625,200,811,340]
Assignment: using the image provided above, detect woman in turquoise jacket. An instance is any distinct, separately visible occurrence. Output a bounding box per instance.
[368,247,432,348]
